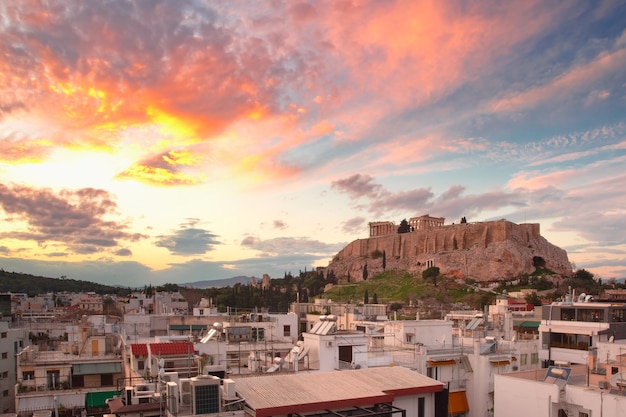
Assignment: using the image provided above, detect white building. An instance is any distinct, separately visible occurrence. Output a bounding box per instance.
[301,315,369,372]
[538,299,626,367]
[0,321,28,413]
[495,364,626,417]
[15,331,123,417]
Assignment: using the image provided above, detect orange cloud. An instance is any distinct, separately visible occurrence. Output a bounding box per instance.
[116,150,203,186]
[0,137,52,164]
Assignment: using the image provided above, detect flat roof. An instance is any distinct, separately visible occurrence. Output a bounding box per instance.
[234,366,443,417]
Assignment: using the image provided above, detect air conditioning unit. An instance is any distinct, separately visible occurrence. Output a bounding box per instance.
[599,380,610,389]
[179,378,192,405]
[166,381,179,413]
[222,378,236,400]
[162,371,179,386]
[191,376,221,415]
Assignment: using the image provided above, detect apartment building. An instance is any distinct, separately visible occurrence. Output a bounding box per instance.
[0,321,28,413]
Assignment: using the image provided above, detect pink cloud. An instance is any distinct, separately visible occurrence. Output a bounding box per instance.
[507,169,580,190]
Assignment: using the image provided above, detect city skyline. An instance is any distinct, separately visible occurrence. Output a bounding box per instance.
[0,1,625,286]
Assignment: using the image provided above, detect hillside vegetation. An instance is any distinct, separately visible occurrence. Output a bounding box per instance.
[0,269,126,296]
[0,266,617,316]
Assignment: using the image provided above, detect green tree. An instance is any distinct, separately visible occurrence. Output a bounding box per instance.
[422,266,440,287]
[397,219,411,233]
[525,292,542,306]
[364,289,369,304]
[382,250,387,270]
[372,292,378,304]
[362,264,368,280]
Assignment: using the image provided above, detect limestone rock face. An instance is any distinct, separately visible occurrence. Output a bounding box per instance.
[325,220,572,282]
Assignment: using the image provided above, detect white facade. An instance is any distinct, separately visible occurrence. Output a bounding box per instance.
[120,313,152,343]
[302,330,369,372]
[0,321,28,413]
[494,366,626,417]
[384,319,453,348]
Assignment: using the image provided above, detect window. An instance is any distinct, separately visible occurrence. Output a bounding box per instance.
[2,390,7,398]
[283,325,291,337]
[22,371,34,380]
[549,332,591,351]
[612,309,626,322]
[1,332,6,338]
[406,333,414,343]
[252,328,265,341]
[1,371,7,379]
[101,374,113,386]
[579,413,589,417]
[580,309,604,322]
[72,375,84,388]
[520,354,528,366]
[47,370,60,389]
[531,353,539,364]
[561,308,576,321]
[138,360,144,370]
[1,353,6,359]
[418,397,425,417]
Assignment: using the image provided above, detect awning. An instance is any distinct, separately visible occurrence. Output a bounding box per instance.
[169,324,207,331]
[448,391,469,414]
[73,362,121,375]
[85,391,119,408]
[518,321,540,329]
[490,359,511,366]
[428,359,457,367]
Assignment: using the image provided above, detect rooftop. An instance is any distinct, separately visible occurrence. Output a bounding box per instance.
[234,366,443,417]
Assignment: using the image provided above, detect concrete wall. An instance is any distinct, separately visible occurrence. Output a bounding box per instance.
[494,373,558,417]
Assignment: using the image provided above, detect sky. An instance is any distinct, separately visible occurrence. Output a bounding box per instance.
[0,1,625,287]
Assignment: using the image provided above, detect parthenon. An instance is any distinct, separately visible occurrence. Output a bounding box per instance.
[369,214,445,237]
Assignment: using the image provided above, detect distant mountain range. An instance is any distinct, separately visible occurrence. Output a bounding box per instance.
[181,275,252,289]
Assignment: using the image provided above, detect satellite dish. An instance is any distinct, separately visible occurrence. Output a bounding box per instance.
[159,368,165,378]
[609,335,615,343]
[610,371,626,391]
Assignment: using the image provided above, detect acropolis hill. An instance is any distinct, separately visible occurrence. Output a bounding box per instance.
[325,215,572,282]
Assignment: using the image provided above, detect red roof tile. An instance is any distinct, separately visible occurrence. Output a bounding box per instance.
[131,342,194,357]
[149,341,193,356]
[131,343,148,356]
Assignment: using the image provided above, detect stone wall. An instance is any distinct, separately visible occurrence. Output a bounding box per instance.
[325,220,571,282]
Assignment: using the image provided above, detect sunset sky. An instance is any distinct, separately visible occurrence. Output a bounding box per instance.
[1,1,625,287]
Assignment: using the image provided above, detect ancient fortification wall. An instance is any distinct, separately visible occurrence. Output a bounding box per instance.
[326,220,571,282]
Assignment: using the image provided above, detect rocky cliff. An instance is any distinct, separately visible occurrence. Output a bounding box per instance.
[325,219,572,282]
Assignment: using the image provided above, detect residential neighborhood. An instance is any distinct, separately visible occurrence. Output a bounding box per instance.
[2,285,626,417]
